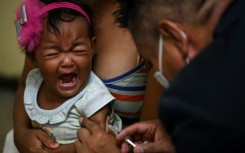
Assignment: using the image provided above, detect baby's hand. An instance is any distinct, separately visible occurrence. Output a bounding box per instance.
[15,128,59,153]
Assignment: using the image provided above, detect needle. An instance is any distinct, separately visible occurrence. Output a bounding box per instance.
[125,136,136,147]
[108,124,136,148]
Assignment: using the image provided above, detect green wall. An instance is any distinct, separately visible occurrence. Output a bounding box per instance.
[0,0,24,78]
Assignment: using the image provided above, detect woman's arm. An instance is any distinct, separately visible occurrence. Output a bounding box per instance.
[13,56,58,153]
[140,67,165,121]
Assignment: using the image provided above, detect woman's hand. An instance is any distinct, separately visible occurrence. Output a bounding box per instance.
[74,117,121,153]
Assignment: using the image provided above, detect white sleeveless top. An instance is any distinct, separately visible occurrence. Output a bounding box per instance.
[24,68,122,144]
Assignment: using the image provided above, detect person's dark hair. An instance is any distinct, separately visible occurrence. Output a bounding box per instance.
[40,0,95,38]
[114,0,209,28]
[114,0,211,53]
[113,0,138,28]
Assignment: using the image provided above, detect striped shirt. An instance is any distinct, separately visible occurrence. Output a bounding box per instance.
[103,62,148,127]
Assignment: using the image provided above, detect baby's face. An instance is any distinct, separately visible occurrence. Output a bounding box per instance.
[34,16,95,98]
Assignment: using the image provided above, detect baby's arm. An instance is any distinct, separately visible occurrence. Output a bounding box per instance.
[88,105,109,130]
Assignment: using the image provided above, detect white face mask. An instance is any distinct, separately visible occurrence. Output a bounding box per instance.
[153,34,170,89]
[153,34,190,89]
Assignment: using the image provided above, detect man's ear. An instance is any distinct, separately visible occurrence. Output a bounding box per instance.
[158,20,189,60]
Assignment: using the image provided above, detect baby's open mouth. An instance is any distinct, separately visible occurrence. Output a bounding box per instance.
[59,73,77,86]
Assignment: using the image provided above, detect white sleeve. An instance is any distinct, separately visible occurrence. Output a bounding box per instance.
[74,72,115,118]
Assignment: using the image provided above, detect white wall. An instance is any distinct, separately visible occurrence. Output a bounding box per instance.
[0,0,24,78]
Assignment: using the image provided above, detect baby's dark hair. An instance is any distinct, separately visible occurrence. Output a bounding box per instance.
[41,0,95,38]
[15,0,95,53]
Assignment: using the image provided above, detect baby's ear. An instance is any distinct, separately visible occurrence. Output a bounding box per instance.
[91,36,96,56]
[27,53,38,67]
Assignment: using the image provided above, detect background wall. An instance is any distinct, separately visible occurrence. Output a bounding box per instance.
[0,0,24,78]
[0,0,23,152]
